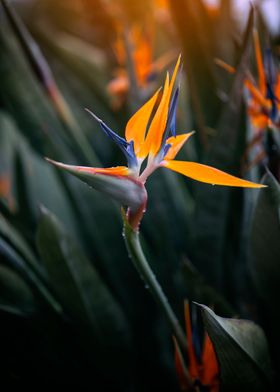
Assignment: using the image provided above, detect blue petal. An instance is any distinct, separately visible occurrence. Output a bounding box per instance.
[154,87,180,162]
[264,49,276,89]
[163,143,171,157]
[126,140,138,168]
[146,70,157,83]
[191,307,203,363]
[263,51,279,121]
[86,109,138,167]
[86,109,127,146]
[266,83,278,120]
[160,87,180,147]
[169,87,179,137]
[154,143,171,164]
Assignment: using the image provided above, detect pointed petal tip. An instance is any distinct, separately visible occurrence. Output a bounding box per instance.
[45,157,67,169]
[85,108,102,123]
[45,157,57,166]
[164,132,195,160]
[163,160,267,188]
[45,158,80,175]
[125,88,161,156]
[214,58,236,74]
[173,130,195,139]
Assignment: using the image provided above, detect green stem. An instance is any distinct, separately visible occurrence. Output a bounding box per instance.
[123,220,187,352]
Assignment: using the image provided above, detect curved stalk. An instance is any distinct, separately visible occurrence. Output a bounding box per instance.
[123,216,187,352]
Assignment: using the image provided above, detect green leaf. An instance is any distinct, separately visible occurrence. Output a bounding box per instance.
[0,212,40,271]
[190,8,254,288]
[36,207,131,350]
[0,113,17,211]
[0,236,62,313]
[144,168,194,262]
[16,148,80,237]
[0,112,80,240]
[181,259,235,316]
[0,16,66,155]
[169,0,220,130]
[249,171,280,368]
[0,264,36,314]
[250,171,280,301]
[0,303,27,317]
[28,21,120,160]
[0,112,130,313]
[1,0,98,165]
[197,303,272,391]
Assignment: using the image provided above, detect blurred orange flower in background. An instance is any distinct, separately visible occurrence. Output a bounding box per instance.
[107,20,176,109]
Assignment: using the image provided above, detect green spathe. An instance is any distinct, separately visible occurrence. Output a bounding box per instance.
[46,158,147,214]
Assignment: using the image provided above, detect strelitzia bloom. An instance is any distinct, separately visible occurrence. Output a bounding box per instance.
[174,302,219,392]
[244,31,280,131]
[216,30,280,132]
[107,22,176,108]
[216,30,280,172]
[107,24,153,102]
[47,56,264,230]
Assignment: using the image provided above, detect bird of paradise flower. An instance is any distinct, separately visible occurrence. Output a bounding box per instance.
[216,30,280,131]
[46,54,265,354]
[244,32,280,132]
[107,21,177,109]
[174,302,219,392]
[48,55,264,230]
[216,29,280,172]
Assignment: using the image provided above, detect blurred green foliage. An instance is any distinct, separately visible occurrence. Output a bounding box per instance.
[0,0,279,391]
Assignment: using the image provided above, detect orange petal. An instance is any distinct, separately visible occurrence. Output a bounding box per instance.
[164,132,195,161]
[133,30,153,86]
[275,73,280,102]
[85,166,130,176]
[107,75,129,97]
[154,0,169,10]
[214,58,236,74]
[205,4,220,18]
[145,55,181,157]
[0,174,11,199]
[114,29,126,66]
[143,72,170,155]
[244,80,270,110]
[173,337,192,391]
[125,89,160,158]
[162,160,266,188]
[46,159,130,177]
[168,54,181,96]
[201,333,219,388]
[0,174,15,210]
[184,301,199,380]
[248,107,269,130]
[253,29,266,96]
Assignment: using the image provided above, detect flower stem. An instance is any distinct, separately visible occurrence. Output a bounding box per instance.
[123,218,187,352]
